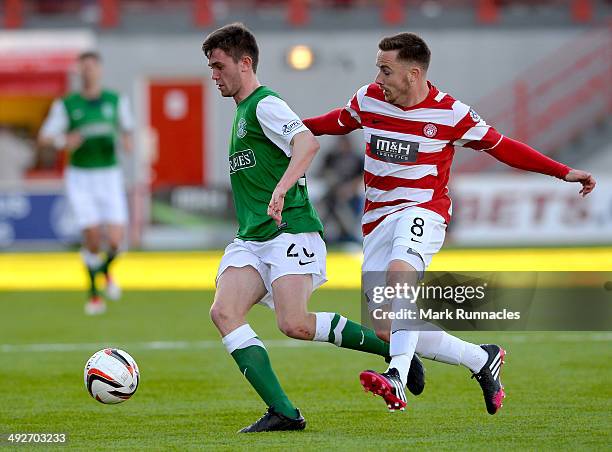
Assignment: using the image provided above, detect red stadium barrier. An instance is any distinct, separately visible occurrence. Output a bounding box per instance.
[476,0,499,24]
[99,0,120,28]
[571,0,593,23]
[288,0,310,27]
[3,0,24,29]
[382,0,405,26]
[2,1,607,30]
[194,0,214,27]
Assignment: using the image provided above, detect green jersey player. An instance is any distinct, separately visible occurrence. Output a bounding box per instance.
[203,23,424,433]
[38,51,133,315]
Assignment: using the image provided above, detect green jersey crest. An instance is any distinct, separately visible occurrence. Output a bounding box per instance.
[236,117,247,139]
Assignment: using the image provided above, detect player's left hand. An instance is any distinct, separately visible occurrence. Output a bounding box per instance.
[122,133,134,152]
[564,169,596,197]
[268,186,286,226]
[65,132,83,151]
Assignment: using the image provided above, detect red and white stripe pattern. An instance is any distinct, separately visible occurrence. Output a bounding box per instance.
[339,83,503,236]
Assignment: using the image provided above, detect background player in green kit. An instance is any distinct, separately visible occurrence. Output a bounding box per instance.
[203,23,424,433]
[38,51,134,315]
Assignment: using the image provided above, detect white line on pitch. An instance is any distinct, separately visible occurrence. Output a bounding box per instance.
[0,339,317,353]
[1,332,611,354]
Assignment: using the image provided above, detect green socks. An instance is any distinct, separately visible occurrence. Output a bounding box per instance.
[86,267,99,297]
[223,324,297,419]
[81,249,103,298]
[80,249,119,297]
[99,249,118,276]
[314,312,390,357]
[221,317,389,420]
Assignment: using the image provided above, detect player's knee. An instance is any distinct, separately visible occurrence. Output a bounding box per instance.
[84,236,101,254]
[277,318,312,340]
[387,259,419,286]
[108,232,124,251]
[375,329,390,343]
[86,244,100,254]
[387,259,417,274]
[209,302,233,329]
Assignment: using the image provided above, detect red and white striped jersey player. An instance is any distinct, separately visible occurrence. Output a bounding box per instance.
[303,32,595,414]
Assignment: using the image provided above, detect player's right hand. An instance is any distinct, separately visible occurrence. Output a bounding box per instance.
[65,132,84,151]
[564,169,596,197]
[122,133,134,152]
[267,185,286,226]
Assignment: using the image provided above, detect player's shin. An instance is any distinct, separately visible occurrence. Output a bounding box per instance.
[415,329,488,373]
[99,248,122,301]
[100,248,119,276]
[387,329,419,387]
[222,324,299,419]
[80,248,102,297]
[384,297,419,386]
[313,312,390,357]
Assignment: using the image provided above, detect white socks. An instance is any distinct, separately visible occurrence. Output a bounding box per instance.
[385,295,420,385]
[387,329,419,385]
[314,312,348,346]
[81,248,102,270]
[313,312,334,342]
[221,324,265,354]
[415,330,488,373]
[387,329,488,380]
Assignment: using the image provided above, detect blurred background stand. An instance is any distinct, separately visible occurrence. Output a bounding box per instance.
[315,135,364,245]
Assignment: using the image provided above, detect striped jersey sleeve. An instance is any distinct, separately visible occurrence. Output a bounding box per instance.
[338,85,369,131]
[450,100,503,151]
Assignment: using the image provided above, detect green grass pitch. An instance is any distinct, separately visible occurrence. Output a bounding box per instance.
[1,290,610,450]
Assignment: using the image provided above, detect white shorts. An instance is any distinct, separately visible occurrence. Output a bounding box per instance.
[216,232,327,309]
[362,207,447,275]
[362,207,446,312]
[65,166,128,230]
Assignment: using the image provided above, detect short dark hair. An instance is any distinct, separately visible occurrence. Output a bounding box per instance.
[202,23,259,73]
[378,33,430,70]
[78,51,101,62]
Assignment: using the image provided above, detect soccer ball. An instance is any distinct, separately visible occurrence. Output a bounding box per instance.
[84,348,139,404]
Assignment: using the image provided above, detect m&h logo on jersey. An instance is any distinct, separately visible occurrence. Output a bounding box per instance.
[282,120,302,135]
[423,123,438,138]
[370,135,419,163]
[237,118,247,138]
[229,149,256,174]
